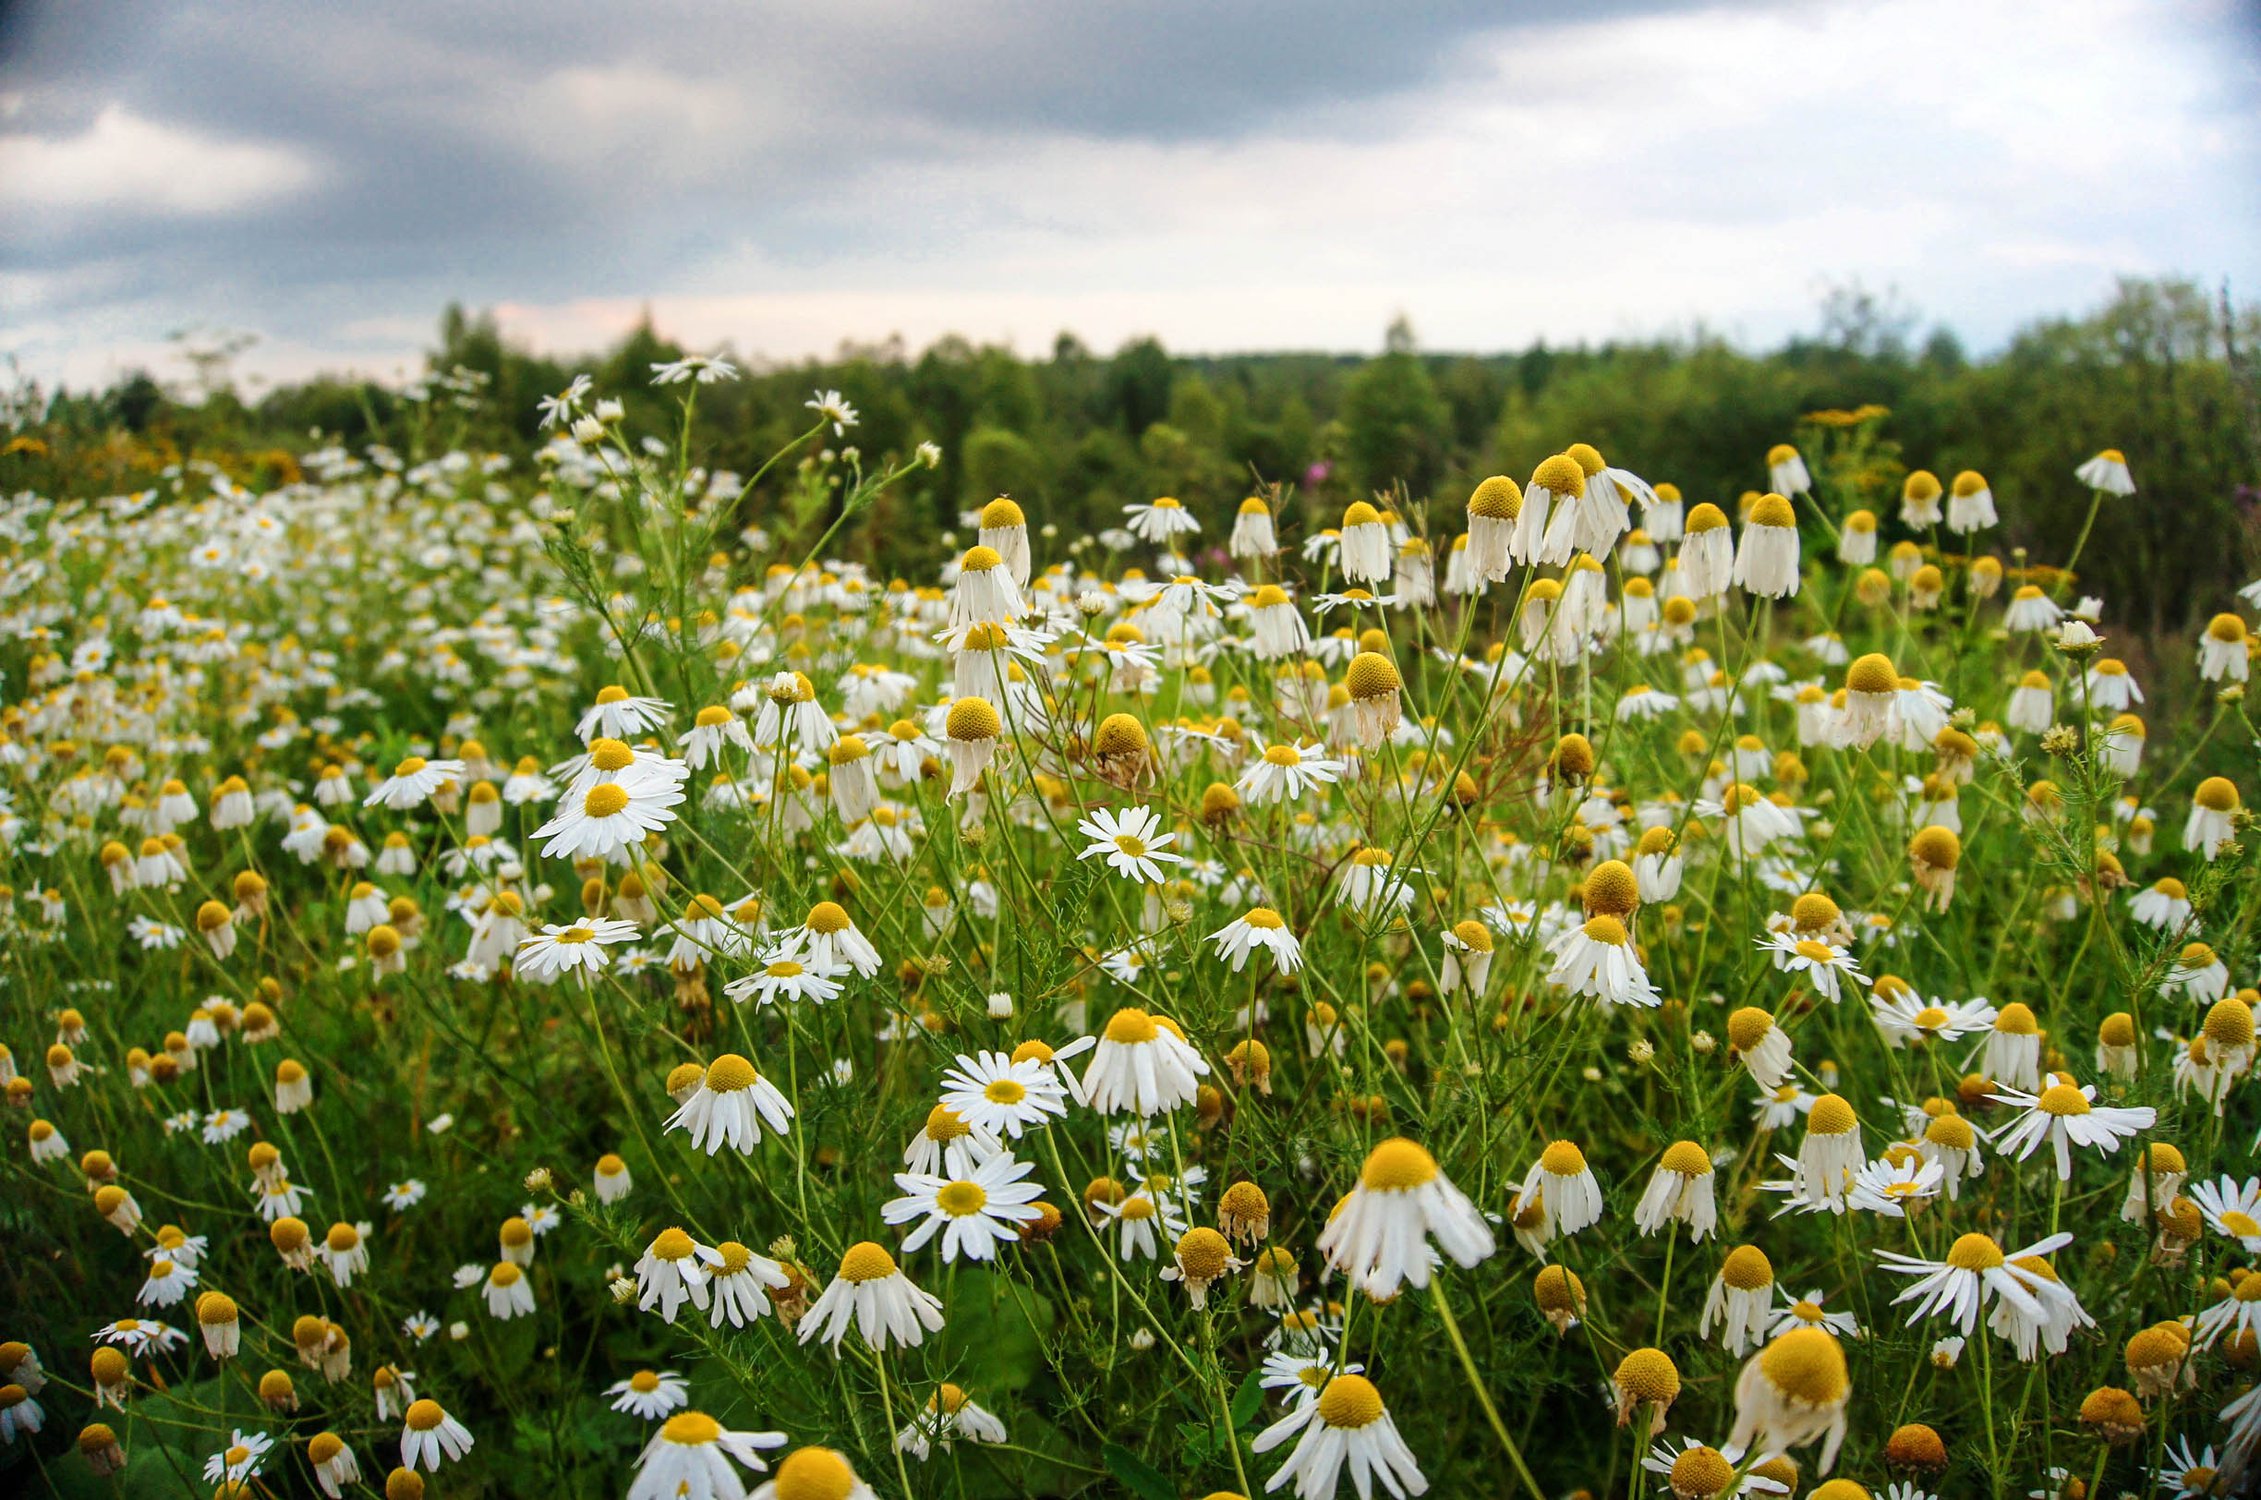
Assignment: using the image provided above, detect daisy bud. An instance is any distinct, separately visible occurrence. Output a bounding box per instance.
[1883,1423,1946,1475]
[2124,1321,2193,1398]
[258,1368,298,1413]
[1217,1181,1271,1245]
[1342,653,1402,749]
[1612,1347,1680,1428]
[197,1292,241,1357]
[2078,1385,2145,1445]
[78,1420,125,1475]
[1533,1265,1586,1334]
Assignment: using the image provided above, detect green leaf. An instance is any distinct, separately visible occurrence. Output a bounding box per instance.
[1102,1442,1177,1500]
[936,1273,1056,1395]
[1231,1367,1265,1429]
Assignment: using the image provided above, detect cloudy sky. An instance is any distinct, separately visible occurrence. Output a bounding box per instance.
[2,0,2256,390]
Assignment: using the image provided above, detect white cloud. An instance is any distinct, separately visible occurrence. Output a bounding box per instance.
[467,0,2247,363]
[0,103,319,219]
[2,0,2252,386]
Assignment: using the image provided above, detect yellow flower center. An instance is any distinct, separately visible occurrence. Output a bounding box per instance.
[1360,1138,1440,1192]
[1759,1327,1849,1403]
[1105,1009,1160,1045]
[1946,1233,2005,1270]
[1671,1447,1735,1497]
[1720,1245,1773,1291]
[772,1447,857,1500]
[936,1181,989,1217]
[837,1242,897,1283]
[1316,1374,1384,1429]
[705,1054,757,1093]
[1807,1094,1856,1135]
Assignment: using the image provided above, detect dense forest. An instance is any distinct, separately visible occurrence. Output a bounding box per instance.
[7,277,2257,642]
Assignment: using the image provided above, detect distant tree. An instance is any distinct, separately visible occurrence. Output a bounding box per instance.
[112,372,164,434]
[1339,348,1449,498]
[1106,338,1173,437]
[962,425,1047,511]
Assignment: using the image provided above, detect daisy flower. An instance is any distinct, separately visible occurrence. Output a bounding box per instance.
[533,767,684,863]
[1724,1327,1849,1476]
[664,1054,795,1155]
[515,918,643,981]
[636,1228,722,1323]
[1252,1373,1426,1500]
[1875,1231,2074,1334]
[1210,906,1304,976]
[1761,931,1867,1002]
[937,1050,1069,1138]
[1161,1226,1246,1308]
[805,388,857,432]
[1632,1141,1719,1242]
[895,1382,1010,1460]
[202,1429,273,1485]
[1317,1138,1495,1296]
[1124,495,1200,543]
[1790,1095,1863,1213]
[576,687,673,741]
[1079,1008,1208,1117]
[904,1104,1004,1176]
[882,1150,1046,1262]
[1870,990,1996,1047]
[1545,915,1660,1008]
[1261,1349,1363,1408]
[1235,741,1342,805]
[1988,1080,2155,1180]
[1095,1190,1186,1261]
[1643,1437,1788,1497]
[627,1413,785,1500]
[1768,1288,1860,1341]
[707,1241,790,1329]
[722,951,844,1007]
[2160,1439,2223,1500]
[751,1448,879,1500]
[1981,1249,2094,1362]
[400,1399,475,1470]
[2075,447,2136,494]
[2188,1174,2261,1250]
[1075,806,1184,884]
[364,756,464,811]
[1702,1246,1777,1356]
[781,901,883,979]
[799,1242,946,1352]
[1519,1139,1605,1238]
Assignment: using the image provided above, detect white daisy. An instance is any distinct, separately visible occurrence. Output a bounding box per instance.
[1075,805,1184,884]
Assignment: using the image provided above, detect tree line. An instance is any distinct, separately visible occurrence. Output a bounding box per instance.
[8,278,2257,641]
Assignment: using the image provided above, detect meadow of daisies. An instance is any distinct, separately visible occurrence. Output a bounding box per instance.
[4,364,2261,1500]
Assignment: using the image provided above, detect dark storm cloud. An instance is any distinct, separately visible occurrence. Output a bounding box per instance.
[2,0,2253,386]
[0,1,1735,303]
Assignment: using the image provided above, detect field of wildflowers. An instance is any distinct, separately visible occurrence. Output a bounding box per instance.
[4,359,2260,1500]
